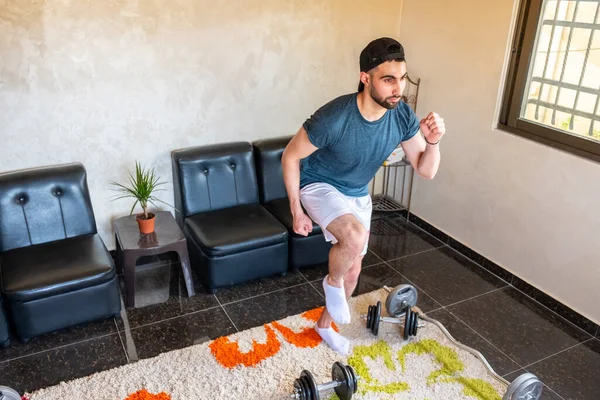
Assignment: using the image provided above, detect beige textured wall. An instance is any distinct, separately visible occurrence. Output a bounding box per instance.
[0,0,403,248]
[400,0,600,323]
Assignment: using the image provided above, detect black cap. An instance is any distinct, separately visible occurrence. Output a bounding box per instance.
[358,37,406,92]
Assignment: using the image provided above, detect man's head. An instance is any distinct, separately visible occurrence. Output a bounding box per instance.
[358,37,407,110]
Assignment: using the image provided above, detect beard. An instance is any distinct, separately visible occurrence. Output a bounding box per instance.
[370,85,401,109]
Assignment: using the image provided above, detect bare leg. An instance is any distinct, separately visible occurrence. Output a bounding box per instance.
[317,255,363,329]
[317,214,367,325]
[325,214,368,288]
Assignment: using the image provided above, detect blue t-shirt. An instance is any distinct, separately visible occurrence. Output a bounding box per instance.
[300,92,420,197]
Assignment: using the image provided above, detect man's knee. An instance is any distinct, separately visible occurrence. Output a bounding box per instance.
[330,217,368,258]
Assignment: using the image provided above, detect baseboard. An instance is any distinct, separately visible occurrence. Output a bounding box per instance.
[407,212,600,338]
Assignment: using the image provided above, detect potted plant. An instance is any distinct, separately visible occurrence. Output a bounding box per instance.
[110,161,171,234]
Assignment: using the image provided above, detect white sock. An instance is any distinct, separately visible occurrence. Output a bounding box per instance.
[315,324,350,355]
[322,275,351,324]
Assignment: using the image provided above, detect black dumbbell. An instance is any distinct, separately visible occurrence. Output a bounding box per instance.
[290,362,359,400]
[365,300,420,340]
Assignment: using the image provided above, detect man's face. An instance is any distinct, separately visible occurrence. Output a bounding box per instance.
[366,60,408,110]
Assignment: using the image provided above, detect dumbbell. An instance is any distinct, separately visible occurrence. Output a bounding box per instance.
[365,300,422,339]
[290,362,359,400]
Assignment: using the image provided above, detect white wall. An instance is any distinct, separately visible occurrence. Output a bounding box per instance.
[400,0,600,323]
[0,0,404,248]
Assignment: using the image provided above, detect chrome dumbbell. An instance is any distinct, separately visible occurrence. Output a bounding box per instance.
[364,300,422,339]
[289,362,359,400]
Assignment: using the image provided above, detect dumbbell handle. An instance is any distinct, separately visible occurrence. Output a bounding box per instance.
[378,316,406,324]
[317,380,340,392]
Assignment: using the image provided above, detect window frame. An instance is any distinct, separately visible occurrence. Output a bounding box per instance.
[499,0,600,164]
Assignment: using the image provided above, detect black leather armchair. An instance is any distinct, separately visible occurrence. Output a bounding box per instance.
[0,163,121,343]
[171,142,289,292]
[0,296,9,348]
[253,136,331,270]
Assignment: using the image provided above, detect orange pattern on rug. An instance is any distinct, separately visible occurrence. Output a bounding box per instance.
[124,389,171,400]
[209,306,338,368]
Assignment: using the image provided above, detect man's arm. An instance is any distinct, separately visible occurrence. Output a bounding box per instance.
[401,112,445,179]
[282,126,318,222]
[401,134,440,179]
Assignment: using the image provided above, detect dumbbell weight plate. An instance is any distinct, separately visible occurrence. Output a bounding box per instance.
[346,364,359,395]
[366,301,382,336]
[0,386,21,400]
[403,308,419,340]
[332,362,354,400]
[303,370,319,400]
[502,372,543,400]
[386,284,418,317]
[294,370,318,400]
[403,308,411,340]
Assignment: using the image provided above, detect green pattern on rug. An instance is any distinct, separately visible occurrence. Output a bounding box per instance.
[347,340,410,396]
[398,339,501,400]
[326,339,502,400]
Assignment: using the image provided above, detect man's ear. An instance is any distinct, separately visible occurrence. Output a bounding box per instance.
[360,71,370,88]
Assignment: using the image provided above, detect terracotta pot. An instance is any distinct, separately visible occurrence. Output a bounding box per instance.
[136,212,156,234]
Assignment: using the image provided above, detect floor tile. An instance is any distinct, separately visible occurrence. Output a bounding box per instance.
[387,246,508,306]
[116,273,219,331]
[223,284,324,331]
[527,339,600,400]
[513,276,599,336]
[124,307,236,360]
[311,263,442,313]
[447,287,592,367]
[0,317,118,363]
[368,217,444,261]
[298,250,382,282]
[0,334,126,394]
[215,270,307,304]
[426,309,520,376]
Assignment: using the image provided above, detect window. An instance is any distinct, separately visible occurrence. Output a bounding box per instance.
[500,0,600,162]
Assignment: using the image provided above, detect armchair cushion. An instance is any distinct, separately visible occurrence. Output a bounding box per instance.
[1,234,116,302]
[253,136,292,203]
[184,204,288,257]
[263,198,323,237]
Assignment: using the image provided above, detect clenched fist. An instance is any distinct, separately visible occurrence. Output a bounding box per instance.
[420,112,446,144]
[293,212,313,237]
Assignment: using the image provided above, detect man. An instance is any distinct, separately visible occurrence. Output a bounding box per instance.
[281,37,445,354]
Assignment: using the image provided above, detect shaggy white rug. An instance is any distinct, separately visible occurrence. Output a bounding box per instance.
[24,288,506,400]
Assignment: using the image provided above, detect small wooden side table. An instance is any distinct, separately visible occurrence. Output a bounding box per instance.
[114,211,195,308]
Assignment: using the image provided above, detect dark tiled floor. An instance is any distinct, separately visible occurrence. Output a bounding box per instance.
[0,214,598,399]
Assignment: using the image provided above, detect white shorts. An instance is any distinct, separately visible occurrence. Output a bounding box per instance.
[299,182,372,256]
